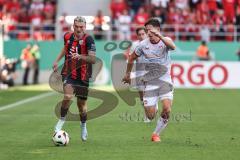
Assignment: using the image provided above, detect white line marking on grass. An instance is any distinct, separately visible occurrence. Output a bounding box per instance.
[0,92,55,112]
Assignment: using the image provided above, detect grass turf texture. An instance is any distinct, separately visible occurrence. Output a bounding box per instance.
[0,85,239,160]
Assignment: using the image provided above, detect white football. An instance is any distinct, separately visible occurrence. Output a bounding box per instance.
[52,130,69,146]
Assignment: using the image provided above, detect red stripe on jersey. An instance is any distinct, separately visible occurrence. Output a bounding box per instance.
[62,32,73,76]
[71,41,77,79]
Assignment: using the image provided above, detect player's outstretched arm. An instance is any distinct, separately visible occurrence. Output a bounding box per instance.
[122,52,138,84]
[52,47,65,72]
[160,36,176,50]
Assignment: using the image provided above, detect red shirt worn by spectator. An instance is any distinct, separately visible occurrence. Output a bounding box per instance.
[110,0,127,19]
[223,0,236,22]
[208,0,217,12]
[4,0,20,12]
[134,7,149,26]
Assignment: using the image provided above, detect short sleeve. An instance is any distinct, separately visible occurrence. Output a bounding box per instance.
[63,32,70,45]
[86,36,96,52]
[135,44,144,57]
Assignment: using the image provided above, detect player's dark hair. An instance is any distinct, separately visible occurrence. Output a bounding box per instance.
[144,18,161,28]
[136,27,147,35]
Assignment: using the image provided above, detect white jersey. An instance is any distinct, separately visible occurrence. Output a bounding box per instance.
[135,37,173,85]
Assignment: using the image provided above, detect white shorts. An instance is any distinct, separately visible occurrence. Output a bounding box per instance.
[143,81,174,107]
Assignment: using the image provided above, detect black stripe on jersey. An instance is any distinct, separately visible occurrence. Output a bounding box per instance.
[76,43,81,80]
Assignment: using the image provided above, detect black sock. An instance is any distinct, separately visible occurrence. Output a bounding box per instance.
[61,107,69,118]
[80,112,87,123]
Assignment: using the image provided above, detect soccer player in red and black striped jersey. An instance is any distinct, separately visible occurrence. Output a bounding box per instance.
[52,16,96,141]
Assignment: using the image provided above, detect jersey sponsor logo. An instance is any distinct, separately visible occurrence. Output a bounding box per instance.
[79,40,83,45]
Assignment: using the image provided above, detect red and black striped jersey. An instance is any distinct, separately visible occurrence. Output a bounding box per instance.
[61,32,96,81]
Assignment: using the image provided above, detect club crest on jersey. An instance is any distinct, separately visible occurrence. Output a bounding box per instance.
[79,40,83,45]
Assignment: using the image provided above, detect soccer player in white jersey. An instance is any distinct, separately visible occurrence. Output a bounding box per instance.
[122,18,176,142]
[129,27,152,123]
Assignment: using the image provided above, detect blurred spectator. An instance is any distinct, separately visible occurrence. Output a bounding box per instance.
[175,0,188,10]
[225,20,234,41]
[3,0,20,13]
[1,0,57,41]
[196,41,211,60]
[20,0,31,11]
[110,0,127,24]
[152,7,166,24]
[134,7,149,26]
[31,43,40,84]
[189,0,200,10]
[30,10,43,29]
[30,0,44,12]
[236,5,240,40]
[93,10,104,40]
[200,26,210,43]
[0,56,19,87]
[2,11,18,39]
[127,0,144,16]
[118,9,131,40]
[207,0,217,16]
[213,10,226,40]
[20,44,33,85]
[222,0,235,23]
[236,47,240,61]
[151,0,169,8]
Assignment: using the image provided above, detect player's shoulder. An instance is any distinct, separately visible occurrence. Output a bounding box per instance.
[138,38,150,47]
[131,40,140,48]
[63,31,74,39]
[85,34,94,42]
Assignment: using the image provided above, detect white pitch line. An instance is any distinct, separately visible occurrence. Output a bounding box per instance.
[0,92,55,112]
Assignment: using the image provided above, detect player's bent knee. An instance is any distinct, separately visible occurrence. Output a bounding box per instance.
[145,106,157,120]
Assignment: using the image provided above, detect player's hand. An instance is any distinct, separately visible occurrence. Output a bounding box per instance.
[150,29,162,38]
[122,73,131,84]
[71,52,81,60]
[52,61,58,72]
[70,46,81,60]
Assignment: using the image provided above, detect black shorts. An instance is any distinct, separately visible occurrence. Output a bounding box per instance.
[62,77,89,100]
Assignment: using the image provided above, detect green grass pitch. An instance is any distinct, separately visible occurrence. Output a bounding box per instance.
[0,85,239,160]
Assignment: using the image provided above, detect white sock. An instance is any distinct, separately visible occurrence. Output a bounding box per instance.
[54,117,65,132]
[153,117,168,136]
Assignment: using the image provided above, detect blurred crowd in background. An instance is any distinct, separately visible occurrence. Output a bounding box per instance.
[0,0,57,40]
[1,0,240,41]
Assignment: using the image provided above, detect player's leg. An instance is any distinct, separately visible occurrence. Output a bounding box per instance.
[75,82,89,141]
[152,92,173,142]
[143,96,158,120]
[54,83,74,132]
[77,98,88,141]
[139,90,151,123]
